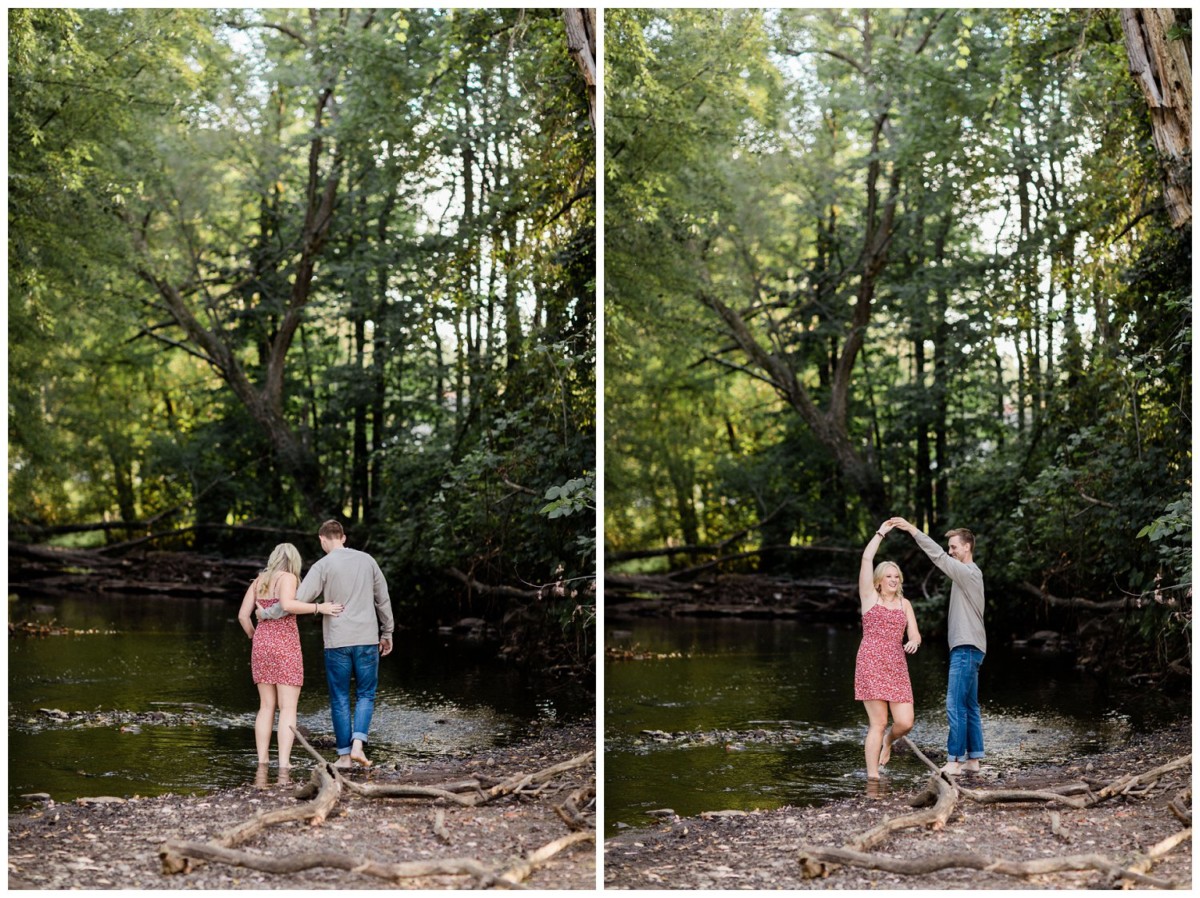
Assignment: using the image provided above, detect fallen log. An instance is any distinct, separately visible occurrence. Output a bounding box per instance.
[159,840,504,887]
[795,844,1179,888]
[956,784,1091,809]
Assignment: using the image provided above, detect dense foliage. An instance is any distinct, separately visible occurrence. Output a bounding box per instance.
[9,8,595,670]
[605,9,1189,677]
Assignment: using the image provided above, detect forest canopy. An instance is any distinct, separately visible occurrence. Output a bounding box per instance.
[9,8,596,667]
[604,8,1190,675]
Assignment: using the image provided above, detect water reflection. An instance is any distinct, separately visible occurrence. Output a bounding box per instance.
[605,617,1178,835]
[8,593,587,808]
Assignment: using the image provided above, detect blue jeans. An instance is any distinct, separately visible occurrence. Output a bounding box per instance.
[946,646,985,761]
[324,645,379,755]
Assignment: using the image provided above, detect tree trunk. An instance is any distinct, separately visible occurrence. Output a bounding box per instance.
[563,10,597,131]
[1121,8,1192,228]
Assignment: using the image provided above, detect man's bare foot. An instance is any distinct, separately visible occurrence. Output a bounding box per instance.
[333,755,353,769]
[962,759,981,773]
[941,760,962,775]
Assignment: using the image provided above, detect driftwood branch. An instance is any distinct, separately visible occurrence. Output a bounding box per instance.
[555,785,596,831]
[161,840,506,887]
[431,809,452,844]
[485,751,596,802]
[1093,755,1191,803]
[1048,809,1072,843]
[797,844,1179,888]
[161,727,594,887]
[1168,788,1191,825]
[1018,580,1129,611]
[499,830,595,886]
[799,739,1191,887]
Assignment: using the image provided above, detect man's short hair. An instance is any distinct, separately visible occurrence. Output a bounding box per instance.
[319,520,345,540]
[945,527,975,551]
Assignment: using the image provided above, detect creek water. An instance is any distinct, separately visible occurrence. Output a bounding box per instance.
[8,592,590,810]
[604,616,1182,836]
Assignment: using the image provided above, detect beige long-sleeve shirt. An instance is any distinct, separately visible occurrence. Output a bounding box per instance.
[295,547,393,649]
[912,530,986,653]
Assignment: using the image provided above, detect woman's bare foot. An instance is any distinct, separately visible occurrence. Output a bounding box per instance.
[879,733,893,767]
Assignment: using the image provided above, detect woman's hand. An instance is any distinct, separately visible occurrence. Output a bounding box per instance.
[903,639,921,655]
[319,602,345,616]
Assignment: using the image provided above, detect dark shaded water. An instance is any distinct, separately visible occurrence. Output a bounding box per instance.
[8,593,591,809]
[604,617,1184,836]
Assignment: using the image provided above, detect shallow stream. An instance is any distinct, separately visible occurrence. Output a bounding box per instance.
[8,592,589,809]
[604,616,1182,836]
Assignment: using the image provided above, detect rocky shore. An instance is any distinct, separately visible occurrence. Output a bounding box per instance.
[9,720,596,890]
[604,718,1191,890]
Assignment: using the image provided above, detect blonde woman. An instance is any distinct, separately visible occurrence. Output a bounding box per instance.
[237,543,343,769]
[854,521,921,780]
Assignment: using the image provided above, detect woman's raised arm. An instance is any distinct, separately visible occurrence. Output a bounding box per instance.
[859,522,892,612]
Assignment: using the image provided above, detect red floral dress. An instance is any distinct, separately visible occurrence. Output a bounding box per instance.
[251,590,303,687]
[854,603,913,703]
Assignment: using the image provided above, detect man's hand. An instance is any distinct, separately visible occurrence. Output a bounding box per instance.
[888,516,916,534]
[379,637,393,657]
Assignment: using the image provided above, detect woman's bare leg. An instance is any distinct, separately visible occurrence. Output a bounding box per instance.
[255,684,277,765]
[863,700,889,780]
[275,684,302,768]
[880,701,914,766]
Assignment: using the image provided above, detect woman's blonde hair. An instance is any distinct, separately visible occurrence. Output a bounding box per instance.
[873,561,904,599]
[257,543,302,596]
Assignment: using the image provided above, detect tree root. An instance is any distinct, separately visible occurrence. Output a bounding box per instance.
[160,727,595,888]
[796,738,1191,888]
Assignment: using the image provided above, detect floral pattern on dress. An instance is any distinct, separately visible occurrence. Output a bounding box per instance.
[854,603,913,702]
[251,597,303,687]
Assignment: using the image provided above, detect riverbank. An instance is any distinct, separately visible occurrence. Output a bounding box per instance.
[9,720,596,890]
[604,717,1191,890]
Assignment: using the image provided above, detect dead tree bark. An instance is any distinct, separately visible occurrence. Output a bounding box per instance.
[563,9,597,130]
[1120,8,1192,228]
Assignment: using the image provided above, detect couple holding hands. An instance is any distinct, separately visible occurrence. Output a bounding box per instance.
[854,516,987,781]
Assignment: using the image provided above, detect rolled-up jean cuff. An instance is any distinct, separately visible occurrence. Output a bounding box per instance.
[352,731,369,744]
